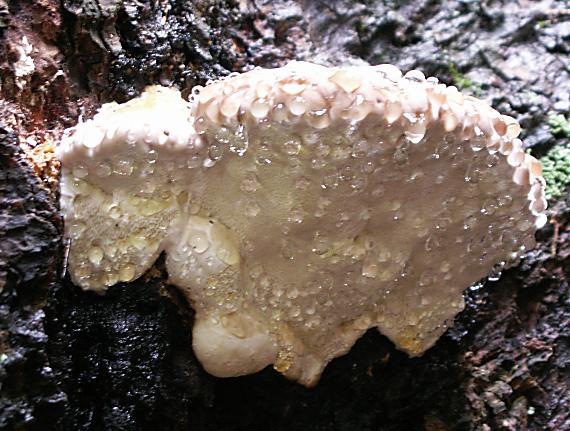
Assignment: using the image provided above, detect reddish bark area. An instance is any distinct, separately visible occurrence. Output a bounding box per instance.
[0,1,568,430]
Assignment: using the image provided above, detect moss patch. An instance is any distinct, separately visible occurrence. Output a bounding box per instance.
[540,145,570,201]
[548,114,570,139]
[448,63,482,97]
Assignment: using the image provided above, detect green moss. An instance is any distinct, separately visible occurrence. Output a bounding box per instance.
[548,114,570,138]
[537,19,550,29]
[539,145,570,200]
[448,63,482,97]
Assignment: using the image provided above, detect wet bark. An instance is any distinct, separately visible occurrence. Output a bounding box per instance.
[0,0,569,430]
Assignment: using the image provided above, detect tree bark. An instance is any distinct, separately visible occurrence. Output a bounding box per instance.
[1,1,569,430]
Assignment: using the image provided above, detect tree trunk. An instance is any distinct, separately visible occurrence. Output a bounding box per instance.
[1,1,569,430]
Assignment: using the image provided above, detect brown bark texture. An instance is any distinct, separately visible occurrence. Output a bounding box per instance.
[0,0,569,430]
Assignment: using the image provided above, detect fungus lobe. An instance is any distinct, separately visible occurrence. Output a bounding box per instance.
[57,62,546,386]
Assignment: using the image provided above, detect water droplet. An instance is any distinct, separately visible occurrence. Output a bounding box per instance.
[464,163,480,183]
[202,158,216,168]
[288,96,307,116]
[288,206,305,224]
[393,147,409,165]
[129,235,148,251]
[286,286,299,299]
[390,201,402,211]
[295,176,311,190]
[500,230,517,247]
[289,305,301,318]
[103,272,119,286]
[194,117,207,134]
[311,232,330,255]
[463,215,477,230]
[282,81,306,95]
[240,173,260,193]
[359,208,371,220]
[189,234,209,254]
[68,221,86,239]
[95,162,112,177]
[487,262,504,282]
[73,166,88,178]
[436,215,452,231]
[251,98,270,119]
[272,103,288,123]
[485,154,498,168]
[419,270,433,287]
[308,109,330,129]
[126,129,138,145]
[82,127,104,148]
[469,282,484,291]
[255,141,272,165]
[209,143,224,161]
[424,234,440,251]
[217,246,239,265]
[109,205,121,220]
[283,137,302,156]
[449,143,465,164]
[407,169,424,183]
[481,199,497,215]
[497,194,513,208]
[245,200,260,217]
[351,140,368,158]
[184,156,200,169]
[229,125,249,156]
[220,94,241,117]
[88,246,104,266]
[311,158,326,169]
[119,264,135,282]
[434,134,455,159]
[361,161,375,174]
[470,128,486,152]
[281,242,295,260]
[104,244,117,258]
[75,264,91,280]
[321,173,339,190]
[113,159,133,176]
[362,259,379,278]
[404,114,426,144]
[344,94,371,122]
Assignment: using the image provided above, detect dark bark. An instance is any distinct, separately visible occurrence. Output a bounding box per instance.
[0,128,64,429]
[0,0,569,430]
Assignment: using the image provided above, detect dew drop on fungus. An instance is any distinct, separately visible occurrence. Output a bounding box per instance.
[251,98,270,118]
[283,138,302,156]
[189,234,210,254]
[88,246,104,266]
[288,96,308,116]
[119,264,135,282]
[95,163,112,177]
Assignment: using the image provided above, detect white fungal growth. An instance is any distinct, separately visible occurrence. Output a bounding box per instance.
[14,36,35,90]
[57,62,547,387]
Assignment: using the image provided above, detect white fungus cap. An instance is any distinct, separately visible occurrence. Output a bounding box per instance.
[57,62,547,387]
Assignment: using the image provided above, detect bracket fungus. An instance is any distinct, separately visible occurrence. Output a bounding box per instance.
[57,62,547,387]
